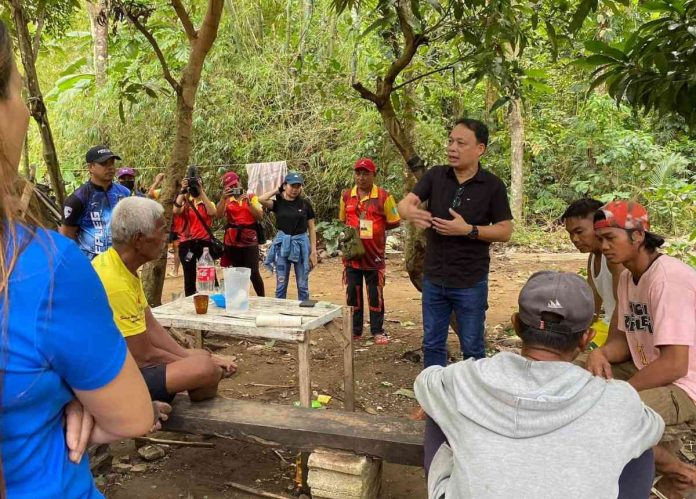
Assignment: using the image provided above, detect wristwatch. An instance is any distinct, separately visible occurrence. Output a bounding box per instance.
[468,225,479,239]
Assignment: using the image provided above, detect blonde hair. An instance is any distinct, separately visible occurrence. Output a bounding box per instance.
[0,19,30,498]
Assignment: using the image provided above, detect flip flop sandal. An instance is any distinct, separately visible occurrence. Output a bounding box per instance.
[374,334,389,345]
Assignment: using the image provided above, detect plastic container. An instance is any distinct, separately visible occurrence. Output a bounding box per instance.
[196,247,216,294]
[210,294,226,308]
[589,319,609,349]
[223,267,251,314]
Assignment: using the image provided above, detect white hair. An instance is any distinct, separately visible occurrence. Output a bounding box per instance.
[111,196,165,245]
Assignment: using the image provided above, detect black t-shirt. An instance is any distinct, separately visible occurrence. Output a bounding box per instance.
[271,196,316,235]
[412,165,512,288]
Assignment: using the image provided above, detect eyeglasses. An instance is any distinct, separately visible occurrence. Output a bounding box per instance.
[451,186,466,209]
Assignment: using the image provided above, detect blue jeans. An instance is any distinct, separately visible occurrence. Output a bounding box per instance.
[422,277,488,368]
[274,254,310,301]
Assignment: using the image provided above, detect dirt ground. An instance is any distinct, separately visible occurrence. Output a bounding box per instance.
[103,249,586,499]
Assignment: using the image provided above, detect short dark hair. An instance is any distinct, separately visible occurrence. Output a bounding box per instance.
[453,118,489,147]
[517,312,585,353]
[561,198,603,222]
[628,230,665,251]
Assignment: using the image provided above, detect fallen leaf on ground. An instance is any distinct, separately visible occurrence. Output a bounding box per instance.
[393,388,417,399]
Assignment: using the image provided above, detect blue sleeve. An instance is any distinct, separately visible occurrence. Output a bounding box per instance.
[36,241,127,391]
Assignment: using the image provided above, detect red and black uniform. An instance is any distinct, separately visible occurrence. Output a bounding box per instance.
[178,199,214,296]
[221,196,265,297]
[339,185,401,336]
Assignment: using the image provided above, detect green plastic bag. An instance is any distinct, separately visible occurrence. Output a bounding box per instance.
[339,226,365,260]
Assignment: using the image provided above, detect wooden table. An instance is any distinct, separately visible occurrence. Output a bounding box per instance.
[152,296,355,411]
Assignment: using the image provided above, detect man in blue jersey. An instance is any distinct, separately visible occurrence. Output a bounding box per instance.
[60,145,130,260]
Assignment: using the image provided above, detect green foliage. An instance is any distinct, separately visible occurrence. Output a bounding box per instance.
[583,0,696,128]
[18,0,696,258]
[315,220,346,255]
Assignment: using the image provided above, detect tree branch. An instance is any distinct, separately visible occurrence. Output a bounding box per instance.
[381,2,427,96]
[392,59,463,91]
[125,10,182,94]
[196,0,225,55]
[170,0,198,41]
[351,81,380,104]
[32,4,46,61]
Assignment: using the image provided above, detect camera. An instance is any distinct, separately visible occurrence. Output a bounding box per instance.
[228,187,244,197]
[185,165,200,197]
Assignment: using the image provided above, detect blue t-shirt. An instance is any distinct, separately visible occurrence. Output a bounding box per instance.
[1,225,127,498]
[62,181,130,260]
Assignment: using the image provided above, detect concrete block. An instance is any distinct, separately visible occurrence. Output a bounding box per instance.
[308,447,374,477]
[308,448,382,499]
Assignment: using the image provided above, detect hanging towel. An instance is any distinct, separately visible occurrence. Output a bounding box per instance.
[246,161,288,196]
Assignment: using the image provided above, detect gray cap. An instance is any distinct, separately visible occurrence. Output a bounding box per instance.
[518,271,594,334]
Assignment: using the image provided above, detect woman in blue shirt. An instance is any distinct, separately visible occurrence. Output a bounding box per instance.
[0,21,155,498]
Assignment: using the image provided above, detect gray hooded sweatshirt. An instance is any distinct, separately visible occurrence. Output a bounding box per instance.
[414,352,664,499]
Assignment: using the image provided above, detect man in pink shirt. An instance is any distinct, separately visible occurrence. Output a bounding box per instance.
[586,200,696,427]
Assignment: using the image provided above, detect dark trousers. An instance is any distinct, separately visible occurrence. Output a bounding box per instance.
[179,239,214,297]
[424,417,655,498]
[345,267,384,336]
[223,245,265,297]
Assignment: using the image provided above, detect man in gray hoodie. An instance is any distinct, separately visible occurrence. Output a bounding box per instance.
[415,271,664,499]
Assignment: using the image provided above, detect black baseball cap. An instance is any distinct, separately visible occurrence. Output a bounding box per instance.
[518,271,594,334]
[86,145,121,164]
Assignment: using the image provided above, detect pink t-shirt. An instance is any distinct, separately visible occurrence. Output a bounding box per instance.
[618,255,696,400]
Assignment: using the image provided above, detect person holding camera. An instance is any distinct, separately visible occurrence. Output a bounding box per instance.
[216,171,265,297]
[173,170,217,296]
[259,172,317,301]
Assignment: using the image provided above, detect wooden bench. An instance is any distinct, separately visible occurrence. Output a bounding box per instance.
[162,395,425,466]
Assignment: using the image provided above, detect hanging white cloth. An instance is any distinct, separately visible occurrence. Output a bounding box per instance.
[245,161,288,196]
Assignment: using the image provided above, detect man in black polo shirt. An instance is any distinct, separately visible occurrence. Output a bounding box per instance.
[398,119,513,367]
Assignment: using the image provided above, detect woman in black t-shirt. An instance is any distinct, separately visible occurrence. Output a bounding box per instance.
[259,172,317,300]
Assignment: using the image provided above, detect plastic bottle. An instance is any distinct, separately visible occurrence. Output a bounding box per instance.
[196,247,216,294]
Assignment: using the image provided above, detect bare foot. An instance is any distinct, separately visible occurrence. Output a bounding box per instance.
[188,385,218,402]
[410,406,427,421]
[150,401,172,432]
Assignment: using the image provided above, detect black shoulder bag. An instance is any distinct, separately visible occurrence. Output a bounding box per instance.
[185,198,225,260]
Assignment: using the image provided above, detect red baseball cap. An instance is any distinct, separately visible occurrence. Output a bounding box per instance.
[594,200,650,231]
[354,158,376,173]
[222,172,239,187]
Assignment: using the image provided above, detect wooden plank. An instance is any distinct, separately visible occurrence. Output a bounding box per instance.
[342,306,355,412]
[298,339,311,408]
[299,306,344,331]
[152,296,343,340]
[154,316,305,342]
[163,396,424,466]
[194,330,203,349]
[156,296,341,320]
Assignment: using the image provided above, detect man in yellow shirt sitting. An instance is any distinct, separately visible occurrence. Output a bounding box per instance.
[93,197,236,402]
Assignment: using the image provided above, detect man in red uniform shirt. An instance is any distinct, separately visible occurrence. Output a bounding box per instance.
[339,158,400,344]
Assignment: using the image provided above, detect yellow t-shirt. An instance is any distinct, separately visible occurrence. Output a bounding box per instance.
[92,247,148,338]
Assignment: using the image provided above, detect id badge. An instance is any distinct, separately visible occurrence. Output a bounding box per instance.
[359,219,373,239]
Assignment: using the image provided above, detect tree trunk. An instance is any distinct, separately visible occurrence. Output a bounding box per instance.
[141,0,225,306]
[349,8,364,84]
[400,82,426,292]
[483,78,497,124]
[298,0,313,61]
[508,97,524,222]
[285,0,292,54]
[10,0,65,206]
[86,0,109,86]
